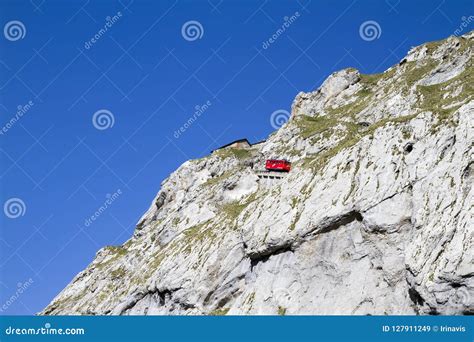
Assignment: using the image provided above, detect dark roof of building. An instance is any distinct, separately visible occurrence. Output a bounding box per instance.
[211,138,250,153]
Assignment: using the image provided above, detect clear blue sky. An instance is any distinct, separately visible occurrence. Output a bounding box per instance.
[0,0,472,315]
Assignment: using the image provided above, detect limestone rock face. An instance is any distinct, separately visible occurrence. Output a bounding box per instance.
[43,32,473,316]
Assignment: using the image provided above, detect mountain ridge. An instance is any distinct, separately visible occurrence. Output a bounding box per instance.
[43,31,473,315]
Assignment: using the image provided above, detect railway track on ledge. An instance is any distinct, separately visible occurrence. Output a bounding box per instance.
[254,170,288,180]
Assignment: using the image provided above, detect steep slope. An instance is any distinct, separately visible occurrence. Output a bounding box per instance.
[43,32,473,315]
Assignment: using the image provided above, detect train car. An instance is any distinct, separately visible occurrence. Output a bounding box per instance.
[265,159,291,172]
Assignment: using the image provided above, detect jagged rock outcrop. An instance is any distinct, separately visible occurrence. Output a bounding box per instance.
[43,31,473,316]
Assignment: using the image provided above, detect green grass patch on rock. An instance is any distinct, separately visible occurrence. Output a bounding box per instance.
[209,308,230,315]
[203,170,234,187]
[214,147,253,160]
[221,192,259,221]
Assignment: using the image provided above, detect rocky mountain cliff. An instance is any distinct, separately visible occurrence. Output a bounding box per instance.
[43,31,473,315]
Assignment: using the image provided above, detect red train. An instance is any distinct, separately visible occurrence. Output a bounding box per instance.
[265,159,291,172]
